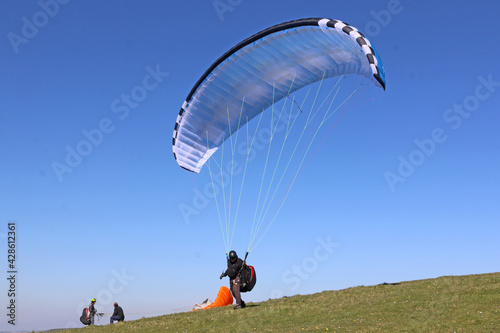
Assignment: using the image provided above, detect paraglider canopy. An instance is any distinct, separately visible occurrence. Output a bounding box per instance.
[172,17,386,255]
[192,286,233,310]
[172,17,386,173]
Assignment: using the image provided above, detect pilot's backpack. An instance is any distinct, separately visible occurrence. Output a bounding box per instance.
[80,308,91,325]
[240,264,256,292]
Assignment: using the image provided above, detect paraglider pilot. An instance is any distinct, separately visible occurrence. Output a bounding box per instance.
[89,298,97,325]
[220,250,246,309]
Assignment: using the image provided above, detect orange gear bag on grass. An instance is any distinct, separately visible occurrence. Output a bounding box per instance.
[203,286,233,309]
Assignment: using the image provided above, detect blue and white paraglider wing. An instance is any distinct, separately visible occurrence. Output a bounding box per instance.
[172,18,386,173]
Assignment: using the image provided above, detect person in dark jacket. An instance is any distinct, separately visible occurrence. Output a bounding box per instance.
[220,250,246,309]
[110,302,125,324]
[89,298,97,325]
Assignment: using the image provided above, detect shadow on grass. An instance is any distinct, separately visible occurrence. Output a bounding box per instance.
[237,304,260,309]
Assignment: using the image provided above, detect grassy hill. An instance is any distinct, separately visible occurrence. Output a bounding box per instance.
[55,272,499,332]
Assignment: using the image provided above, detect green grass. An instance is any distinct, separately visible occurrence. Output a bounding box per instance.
[55,272,499,332]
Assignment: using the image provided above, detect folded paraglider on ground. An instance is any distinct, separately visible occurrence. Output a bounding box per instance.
[192,286,233,310]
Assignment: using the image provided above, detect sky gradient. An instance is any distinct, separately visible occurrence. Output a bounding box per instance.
[1,0,499,331]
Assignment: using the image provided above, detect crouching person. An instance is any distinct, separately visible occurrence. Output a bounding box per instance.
[110,302,125,324]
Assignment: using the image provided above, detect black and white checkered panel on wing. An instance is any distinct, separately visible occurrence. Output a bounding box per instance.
[321,18,384,89]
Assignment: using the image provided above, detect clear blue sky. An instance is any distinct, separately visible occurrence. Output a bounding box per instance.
[1,0,499,331]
